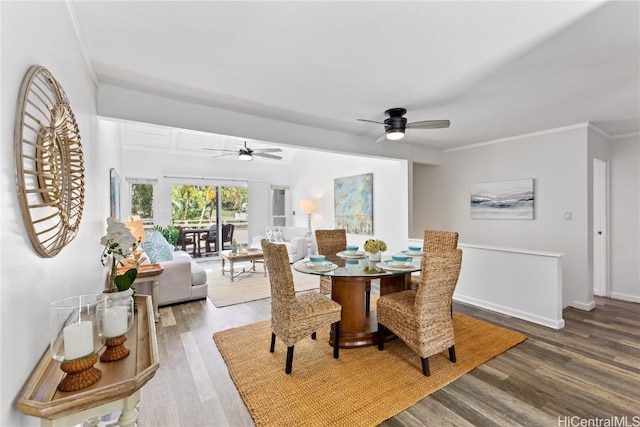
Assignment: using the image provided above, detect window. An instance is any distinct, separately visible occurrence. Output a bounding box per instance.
[270,185,289,226]
[128,179,157,226]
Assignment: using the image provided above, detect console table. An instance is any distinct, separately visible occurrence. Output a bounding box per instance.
[118,263,164,322]
[15,295,159,426]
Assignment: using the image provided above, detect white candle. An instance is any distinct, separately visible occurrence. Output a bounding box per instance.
[63,321,94,360]
[103,306,128,338]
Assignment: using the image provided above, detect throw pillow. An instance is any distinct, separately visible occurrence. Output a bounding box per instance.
[141,231,174,263]
[275,230,284,242]
[265,226,278,243]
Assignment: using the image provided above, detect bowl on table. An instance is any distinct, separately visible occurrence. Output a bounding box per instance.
[345,245,359,252]
[309,255,326,264]
[391,254,410,262]
[408,246,422,253]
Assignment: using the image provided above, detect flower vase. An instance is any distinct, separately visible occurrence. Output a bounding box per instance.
[368,251,381,262]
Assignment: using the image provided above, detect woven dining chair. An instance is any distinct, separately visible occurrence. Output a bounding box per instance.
[377,248,463,376]
[410,230,459,291]
[315,229,372,312]
[261,240,342,374]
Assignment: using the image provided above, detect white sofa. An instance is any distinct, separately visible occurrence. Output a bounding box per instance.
[137,232,208,306]
[252,226,311,263]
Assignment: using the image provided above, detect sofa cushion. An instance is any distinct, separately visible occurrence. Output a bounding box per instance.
[171,250,207,286]
[281,227,307,241]
[142,231,174,263]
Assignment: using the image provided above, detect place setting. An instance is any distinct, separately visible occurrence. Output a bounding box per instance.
[377,253,420,272]
[402,245,424,257]
[300,255,338,272]
[336,245,367,259]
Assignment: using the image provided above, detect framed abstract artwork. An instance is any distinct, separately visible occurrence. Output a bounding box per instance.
[470,179,534,220]
[334,173,373,234]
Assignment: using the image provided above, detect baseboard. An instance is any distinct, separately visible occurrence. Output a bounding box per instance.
[571,300,596,311]
[609,292,640,303]
[453,294,565,329]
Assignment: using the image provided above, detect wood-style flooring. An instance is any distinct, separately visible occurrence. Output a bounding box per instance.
[138,283,639,427]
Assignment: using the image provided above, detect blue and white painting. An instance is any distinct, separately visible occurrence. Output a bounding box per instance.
[334,173,373,234]
[470,179,534,220]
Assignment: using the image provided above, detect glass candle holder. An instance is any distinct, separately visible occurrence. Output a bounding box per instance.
[97,291,134,362]
[49,294,106,391]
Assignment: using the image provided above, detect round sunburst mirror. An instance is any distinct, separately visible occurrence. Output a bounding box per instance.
[14,66,85,257]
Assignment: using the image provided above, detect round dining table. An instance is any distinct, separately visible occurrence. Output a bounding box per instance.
[293,251,421,348]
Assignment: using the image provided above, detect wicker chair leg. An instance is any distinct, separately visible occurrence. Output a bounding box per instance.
[333,321,340,359]
[450,303,453,318]
[270,333,276,353]
[448,345,457,363]
[421,357,431,376]
[285,346,294,374]
[311,332,317,340]
[377,324,385,350]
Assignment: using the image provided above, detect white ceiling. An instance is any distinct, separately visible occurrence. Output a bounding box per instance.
[73,1,639,153]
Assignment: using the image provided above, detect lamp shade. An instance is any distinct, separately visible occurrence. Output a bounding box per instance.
[124,218,146,243]
[300,199,317,215]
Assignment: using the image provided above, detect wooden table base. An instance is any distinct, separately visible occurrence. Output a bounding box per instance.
[329,273,410,348]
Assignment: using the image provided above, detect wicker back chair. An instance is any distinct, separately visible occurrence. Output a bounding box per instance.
[377,249,463,376]
[315,229,372,312]
[315,229,346,296]
[261,240,342,374]
[410,230,459,291]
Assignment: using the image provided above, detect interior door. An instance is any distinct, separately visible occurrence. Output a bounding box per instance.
[593,158,608,296]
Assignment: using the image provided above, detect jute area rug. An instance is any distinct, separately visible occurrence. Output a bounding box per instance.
[201,260,319,307]
[213,311,527,427]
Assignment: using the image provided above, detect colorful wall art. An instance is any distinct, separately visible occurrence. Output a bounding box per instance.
[334,173,373,234]
[470,179,534,220]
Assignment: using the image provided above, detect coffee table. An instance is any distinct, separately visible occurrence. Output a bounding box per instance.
[220,250,266,282]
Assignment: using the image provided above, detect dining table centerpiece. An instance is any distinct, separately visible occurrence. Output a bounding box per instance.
[363,238,387,262]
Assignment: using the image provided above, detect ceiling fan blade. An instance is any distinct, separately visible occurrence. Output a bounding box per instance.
[253,152,282,160]
[202,147,238,152]
[406,120,450,129]
[357,118,385,125]
[253,148,283,153]
[373,133,387,144]
[210,153,237,158]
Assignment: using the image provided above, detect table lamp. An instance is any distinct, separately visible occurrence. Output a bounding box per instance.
[300,199,317,237]
[124,216,147,267]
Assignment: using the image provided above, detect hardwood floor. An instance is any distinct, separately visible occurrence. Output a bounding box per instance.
[138,287,639,427]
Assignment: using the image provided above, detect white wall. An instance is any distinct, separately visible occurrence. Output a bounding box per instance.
[0,3,106,425]
[289,150,410,253]
[413,125,592,309]
[610,135,640,302]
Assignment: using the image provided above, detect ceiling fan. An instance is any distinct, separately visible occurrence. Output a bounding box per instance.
[357,108,450,143]
[202,141,283,161]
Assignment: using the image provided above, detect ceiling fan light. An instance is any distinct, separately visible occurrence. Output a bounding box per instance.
[238,152,253,161]
[386,130,404,140]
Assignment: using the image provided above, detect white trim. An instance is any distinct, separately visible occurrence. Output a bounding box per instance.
[571,300,596,311]
[610,131,640,140]
[443,123,589,153]
[609,292,640,303]
[66,0,99,87]
[587,123,610,138]
[453,295,565,330]
[458,243,564,258]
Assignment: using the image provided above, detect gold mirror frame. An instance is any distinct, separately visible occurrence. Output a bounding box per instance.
[14,66,85,257]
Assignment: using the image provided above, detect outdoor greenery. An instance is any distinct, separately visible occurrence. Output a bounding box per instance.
[131,183,154,219]
[170,185,248,224]
[153,225,180,248]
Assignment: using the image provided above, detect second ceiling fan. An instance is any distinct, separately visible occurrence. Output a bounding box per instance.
[203,141,282,161]
[357,108,450,143]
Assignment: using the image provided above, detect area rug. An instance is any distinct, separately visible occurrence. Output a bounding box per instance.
[203,261,319,307]
[213,312,527,427]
